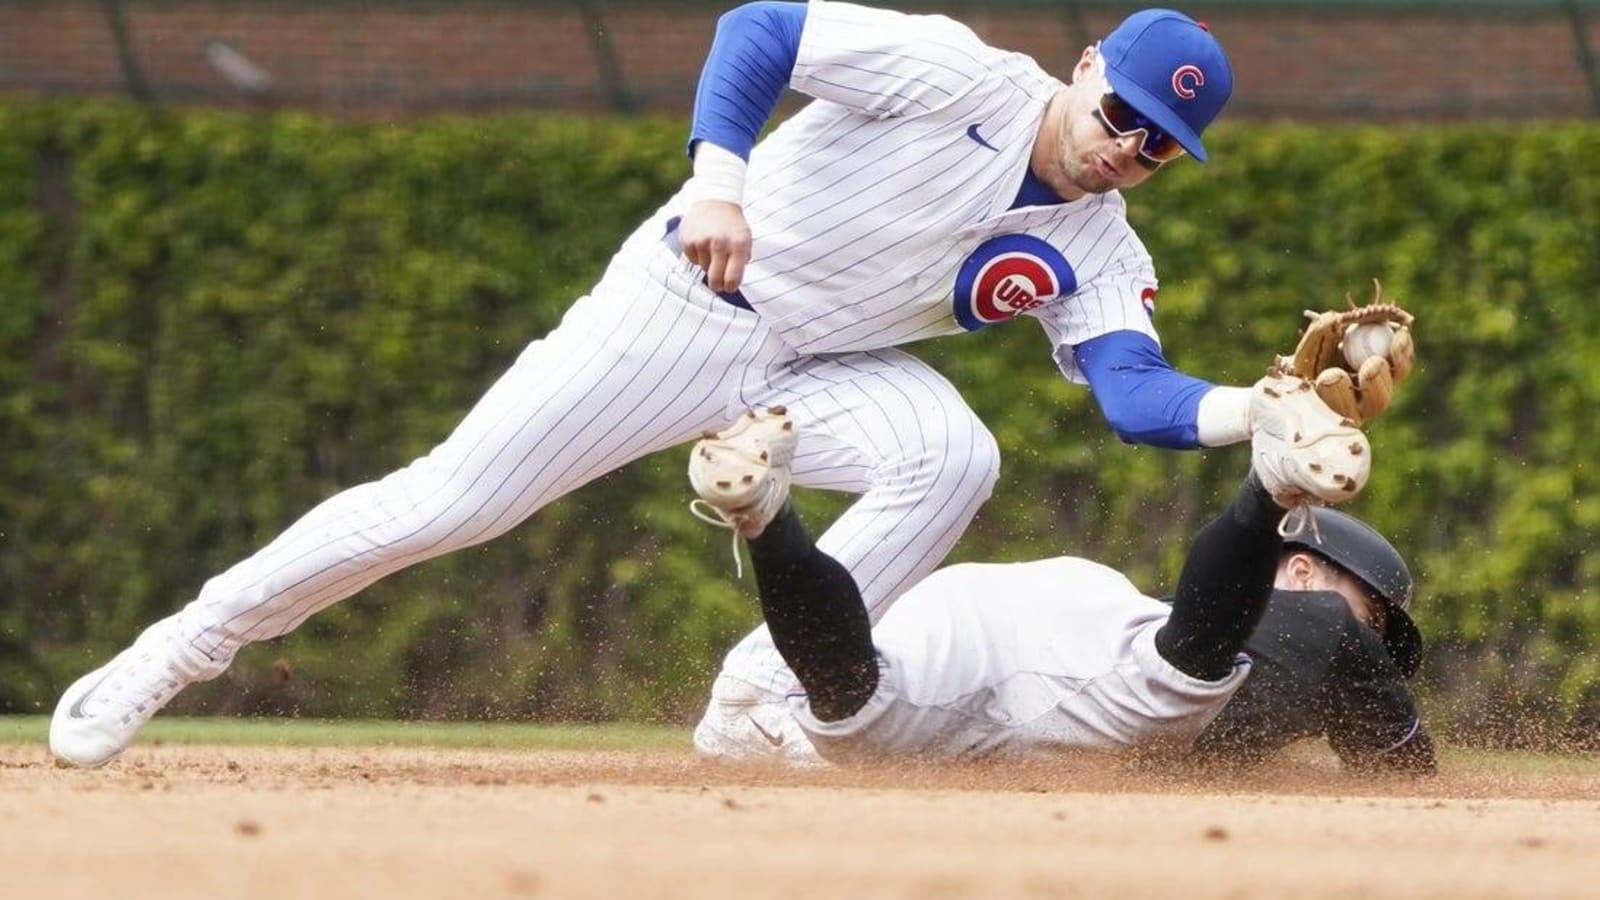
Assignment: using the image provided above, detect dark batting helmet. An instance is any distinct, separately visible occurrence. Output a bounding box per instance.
[1283,508,1423,678]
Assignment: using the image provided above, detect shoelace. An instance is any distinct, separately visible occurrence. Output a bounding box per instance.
[1277,502,1323,542]
[689,499,745,579]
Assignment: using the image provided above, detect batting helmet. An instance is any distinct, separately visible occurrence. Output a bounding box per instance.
[1283,508,1423,678]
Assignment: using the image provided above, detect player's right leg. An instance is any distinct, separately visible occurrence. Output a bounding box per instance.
[50,243,770,767]
[1155,371,1371,680]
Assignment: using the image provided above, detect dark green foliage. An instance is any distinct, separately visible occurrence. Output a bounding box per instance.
[0,102,1595,744]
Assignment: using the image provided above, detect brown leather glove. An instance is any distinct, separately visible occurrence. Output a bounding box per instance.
[1281,279,1416,425]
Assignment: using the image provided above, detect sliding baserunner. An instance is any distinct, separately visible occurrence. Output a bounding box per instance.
[687,373,1432,773]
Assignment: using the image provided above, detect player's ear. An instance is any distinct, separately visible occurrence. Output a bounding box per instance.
[1071,46,1096,84]
[1282,552,1318,589]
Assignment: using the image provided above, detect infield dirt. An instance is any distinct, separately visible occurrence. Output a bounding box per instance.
[3,742,1596,899]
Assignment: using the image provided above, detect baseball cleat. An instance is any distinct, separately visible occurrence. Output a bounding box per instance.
[688,407,798,540]
[49,618,213,768]
[1249,370,1371,514]
[692,674,827,768]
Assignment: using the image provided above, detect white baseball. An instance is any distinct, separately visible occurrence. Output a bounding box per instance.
[1342,323,1394,369]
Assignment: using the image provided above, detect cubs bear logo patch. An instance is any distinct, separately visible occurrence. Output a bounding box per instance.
[952,235,1077,331]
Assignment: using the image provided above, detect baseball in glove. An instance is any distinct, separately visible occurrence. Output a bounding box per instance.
[1281,279,1415,425]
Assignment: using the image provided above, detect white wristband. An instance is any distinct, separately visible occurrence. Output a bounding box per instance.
[687,141,748,206]
[1196,386,1252,447]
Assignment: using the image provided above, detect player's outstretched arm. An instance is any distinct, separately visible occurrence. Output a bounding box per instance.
[1073,330,1251,450]
[1154,472,1284,680]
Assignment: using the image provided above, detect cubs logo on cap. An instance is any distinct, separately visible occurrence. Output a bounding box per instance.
[1099,9,1233,162]
[952,235,1077,331]
[1140,286,1158,319]
[1171,65,1204,99]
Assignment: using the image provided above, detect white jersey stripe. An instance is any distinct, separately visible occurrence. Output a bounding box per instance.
[757,159,988,297]
[800,39,990,82]
[748,80,1000,219]
[799,75,940,113]
[742,117,879,218]
[813,56,967,94]
[752,99,1031,285]
[744,120,986,256]
[846,350,997,603]
[558,317,768,491]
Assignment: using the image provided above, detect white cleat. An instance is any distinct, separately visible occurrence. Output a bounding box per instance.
[692,675,826,768]
[688,407,799,539]
[1250,370,1371,512]
[49,619,213,768]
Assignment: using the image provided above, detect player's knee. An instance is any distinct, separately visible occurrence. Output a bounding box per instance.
[908,412,1000,502]
[944,413,1001,497]
[969,424,1002,498]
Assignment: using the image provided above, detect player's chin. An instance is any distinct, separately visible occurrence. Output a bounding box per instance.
[1070,172,1117,195]
[1067,160,1118,194]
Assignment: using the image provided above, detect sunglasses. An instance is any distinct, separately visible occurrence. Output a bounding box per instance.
[1088,50,1187,171]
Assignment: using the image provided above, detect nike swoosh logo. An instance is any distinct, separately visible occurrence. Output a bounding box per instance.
[748,715,785,748]
[67,669,115,720]
[966,123,999,151]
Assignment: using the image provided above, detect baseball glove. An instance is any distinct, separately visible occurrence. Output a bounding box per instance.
[1280,279,1416,425]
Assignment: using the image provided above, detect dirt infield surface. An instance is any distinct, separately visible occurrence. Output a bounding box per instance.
[3,740,1598,900]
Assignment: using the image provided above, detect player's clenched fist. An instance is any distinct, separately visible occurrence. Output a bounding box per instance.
[678,199,753,293]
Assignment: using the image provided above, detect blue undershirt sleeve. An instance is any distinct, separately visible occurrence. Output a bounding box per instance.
[687,1,809,161]
[1073,331,1215,450]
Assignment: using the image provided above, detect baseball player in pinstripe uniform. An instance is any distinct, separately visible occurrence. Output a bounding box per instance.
[686,394,1431,771]
[52,2,1253,767]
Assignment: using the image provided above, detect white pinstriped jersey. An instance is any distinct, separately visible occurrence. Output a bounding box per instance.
[641,0,1162,383]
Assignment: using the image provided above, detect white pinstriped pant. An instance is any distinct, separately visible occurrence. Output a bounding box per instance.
[174,235,1000,674]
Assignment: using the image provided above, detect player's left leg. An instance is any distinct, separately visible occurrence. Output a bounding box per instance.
[695,349,1000,759]
[689,410,879,720]
[50,243,774,767]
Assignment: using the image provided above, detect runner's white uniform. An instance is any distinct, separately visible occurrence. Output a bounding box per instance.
[132,3,1165,725]
[710,556,1251,765]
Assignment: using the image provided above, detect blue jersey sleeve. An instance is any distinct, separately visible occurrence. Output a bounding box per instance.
[1073,331,1215,450]
[687,1,809,161]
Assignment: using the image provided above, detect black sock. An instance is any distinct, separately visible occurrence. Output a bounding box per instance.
[745,501,816,567]
[747,504,879,721]
[1155,472,1286,681]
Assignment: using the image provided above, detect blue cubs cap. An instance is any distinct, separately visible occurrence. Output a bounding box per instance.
[1099,9,1233,162]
